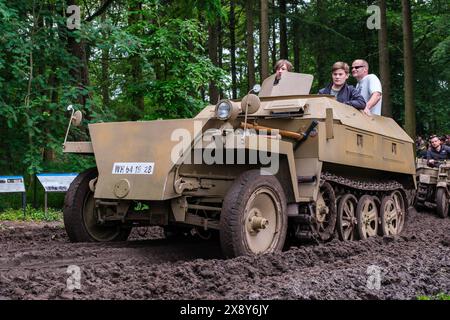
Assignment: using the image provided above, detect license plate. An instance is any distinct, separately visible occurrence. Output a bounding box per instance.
[112,162,154,175]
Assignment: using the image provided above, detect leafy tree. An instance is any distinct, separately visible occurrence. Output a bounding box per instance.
[0,0,449,210]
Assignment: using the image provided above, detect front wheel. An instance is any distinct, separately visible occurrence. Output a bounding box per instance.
[63,168,131,242]
[220,170,287,258]
[436,188,449,218]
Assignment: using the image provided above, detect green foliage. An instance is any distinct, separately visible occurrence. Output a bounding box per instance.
[417,293,450,300]
[141,18,226,119]
[409,1,450,135]
[0,205,62,222]
[0,0,448,213]
[0,0,88,177]
[0,0,224,176]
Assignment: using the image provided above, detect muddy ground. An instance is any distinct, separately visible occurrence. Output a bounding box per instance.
[0,208,448,300]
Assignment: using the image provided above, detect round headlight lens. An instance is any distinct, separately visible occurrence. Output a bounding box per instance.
[216,101,232,120]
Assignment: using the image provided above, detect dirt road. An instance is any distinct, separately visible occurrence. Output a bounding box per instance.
[0,208,448,300]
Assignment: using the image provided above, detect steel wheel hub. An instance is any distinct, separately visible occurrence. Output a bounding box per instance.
[244,187,281,253]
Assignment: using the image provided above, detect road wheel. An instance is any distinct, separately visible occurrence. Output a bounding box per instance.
[436,188,449,218]
[391,190,406,233]
[310,182,337,242]
[337,194,358,241]
[356,195,379,239]
[63,168,131,242]
[220,170,287,258]
[380,195,402,236]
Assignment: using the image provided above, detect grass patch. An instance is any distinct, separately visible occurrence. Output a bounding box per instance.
[0,205,62,222]
[417,293,450,300]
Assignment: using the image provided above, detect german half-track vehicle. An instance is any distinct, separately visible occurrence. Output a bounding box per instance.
[415,158,449,218]
[63,72,416,258]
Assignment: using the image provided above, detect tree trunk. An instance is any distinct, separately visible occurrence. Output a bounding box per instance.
[315,0,327,87]
[292,0,300,72]
[101,13,110,108]
[402,0,416,139]
[67,0,90,108]
[378,0,392,117]
[246,0,256,91]
[208,21,219,103]
[230,0,237,99]
[271,15,277,69]
[44,72,58,163]
[218,19,223,69]
[279,0,288,59]
[217,19,224,99]
[36,13,55,163]
[100,49,110,108]
[260,0,270,81]
[128,0,144,119]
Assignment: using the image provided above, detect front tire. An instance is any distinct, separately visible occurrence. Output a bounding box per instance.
[220,170,287,258]
[63,168,131,242]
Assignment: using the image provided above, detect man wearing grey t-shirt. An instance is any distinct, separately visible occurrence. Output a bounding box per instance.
[351,59,382,116]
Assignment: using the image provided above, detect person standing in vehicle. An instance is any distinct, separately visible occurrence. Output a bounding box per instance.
[273,59,293,85]
[318,61,366,110]
[351,59,382,116]
[427,135,450,167]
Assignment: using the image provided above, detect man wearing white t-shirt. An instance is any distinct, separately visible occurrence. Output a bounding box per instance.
[351,59,382,116]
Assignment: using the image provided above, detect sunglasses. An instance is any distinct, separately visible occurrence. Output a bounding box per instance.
[351,65,365,70]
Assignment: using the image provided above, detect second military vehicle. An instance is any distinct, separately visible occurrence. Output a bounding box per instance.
[63,72,416,258]
[415,158,449,218]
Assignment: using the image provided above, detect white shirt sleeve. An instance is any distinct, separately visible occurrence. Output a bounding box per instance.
[368,74,382,95]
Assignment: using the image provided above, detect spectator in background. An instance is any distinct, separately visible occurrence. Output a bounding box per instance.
[446,135,450,147]
[416,135,428,158]
[427,135,450,167]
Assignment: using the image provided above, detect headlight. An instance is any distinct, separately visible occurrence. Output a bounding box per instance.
[215,100,232,120]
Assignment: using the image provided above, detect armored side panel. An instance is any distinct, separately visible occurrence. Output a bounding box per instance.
[308,98,415,176]
[89,119,208,201]
[259,72,313,97]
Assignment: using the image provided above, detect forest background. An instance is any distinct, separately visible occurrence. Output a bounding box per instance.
[0,0,448,208]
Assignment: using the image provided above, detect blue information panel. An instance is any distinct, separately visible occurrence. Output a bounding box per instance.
[0,176,26,193]
[36,173,78,192]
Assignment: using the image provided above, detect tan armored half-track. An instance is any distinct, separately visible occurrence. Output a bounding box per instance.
[63,72,416,258]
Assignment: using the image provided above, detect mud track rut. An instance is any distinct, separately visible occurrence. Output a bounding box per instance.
[0,209,449,300]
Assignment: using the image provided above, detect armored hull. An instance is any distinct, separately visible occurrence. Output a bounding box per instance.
[63,72,416,257]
